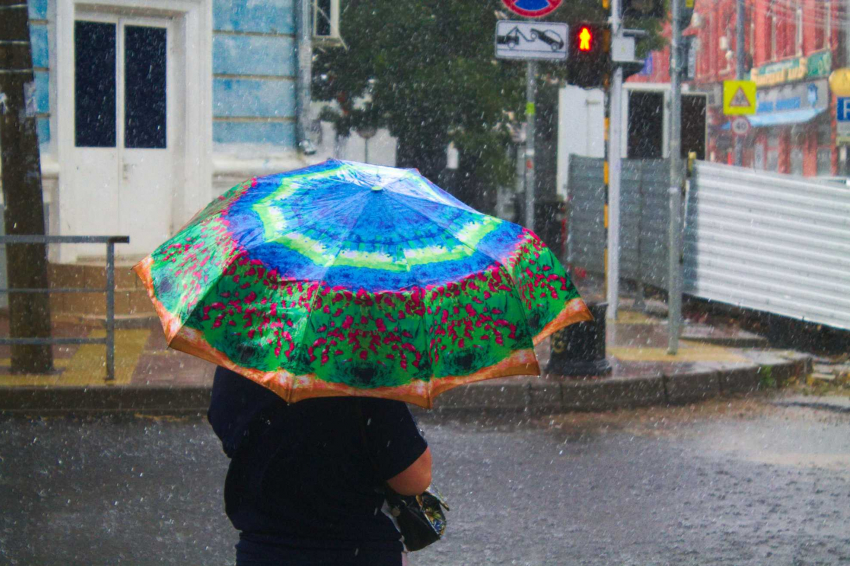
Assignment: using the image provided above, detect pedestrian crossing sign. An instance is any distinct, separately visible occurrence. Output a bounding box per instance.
[723,80,757,115]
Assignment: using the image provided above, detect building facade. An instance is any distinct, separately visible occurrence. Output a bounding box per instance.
[629,0,842,177]
[12,0,315,262]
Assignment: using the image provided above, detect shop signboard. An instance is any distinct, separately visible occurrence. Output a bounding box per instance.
[755,79,829,114]
[750,51,832,87]
[807,51,832,79]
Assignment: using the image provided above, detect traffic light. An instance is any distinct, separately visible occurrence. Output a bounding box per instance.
[622,0,665,19]
[568,23,609,89]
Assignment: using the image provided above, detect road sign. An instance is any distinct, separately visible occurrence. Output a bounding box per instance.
[730,116,750,136]
[837,97,850,143]
[723,80,757,115]
[495,21,568,61]
[502,0,562,18]
[837,97,850,121]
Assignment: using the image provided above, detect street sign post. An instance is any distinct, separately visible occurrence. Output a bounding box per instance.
[501,0,562,18]
[723,80,757,115]
[495,21,568,61]
[836,97,850,144]
[731,116,750,136]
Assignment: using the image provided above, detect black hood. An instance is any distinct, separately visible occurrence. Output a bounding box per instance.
[208,366,284,458]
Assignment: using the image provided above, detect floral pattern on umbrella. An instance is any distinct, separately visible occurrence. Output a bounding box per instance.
[134,160,591,408]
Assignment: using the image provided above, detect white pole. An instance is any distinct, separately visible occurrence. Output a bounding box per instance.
[668,0,684,354]
[525,61,537,232]
[607,0,623,320]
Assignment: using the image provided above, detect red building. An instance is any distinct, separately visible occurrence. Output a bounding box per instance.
[629,0,842,177]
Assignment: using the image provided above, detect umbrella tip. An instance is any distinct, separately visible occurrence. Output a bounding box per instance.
[371,185,383,192]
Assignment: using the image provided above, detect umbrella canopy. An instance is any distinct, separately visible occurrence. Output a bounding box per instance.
[134,160,591,408]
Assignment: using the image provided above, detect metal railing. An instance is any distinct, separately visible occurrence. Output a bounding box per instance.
[0,235,130,380]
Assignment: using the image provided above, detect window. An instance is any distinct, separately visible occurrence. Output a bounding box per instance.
[754,144,765,170]
[817,149,832,175]
[790,148,803,175]
[766,129,780,172]
[313,0,341,45]
[817,122,831,146]
[721,9,734,73]
[795,7,803,56]
[770,9,777,60]
[768,130,780,148]
[823,0,832,48]
[124,25,167,149]
[816,122,832,176]
[75,21,116,147]
[74,20,167,150]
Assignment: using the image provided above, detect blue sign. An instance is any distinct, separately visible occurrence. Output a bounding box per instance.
[837,97,850,122]
[638,55,653,77]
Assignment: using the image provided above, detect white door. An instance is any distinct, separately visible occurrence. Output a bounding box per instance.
[72,15,180,256]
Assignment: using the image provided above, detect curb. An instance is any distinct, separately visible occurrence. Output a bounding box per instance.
[431,352,813,413]
[0,353,813,415]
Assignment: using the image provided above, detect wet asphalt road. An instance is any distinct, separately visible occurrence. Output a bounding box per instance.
[2,396,849,566]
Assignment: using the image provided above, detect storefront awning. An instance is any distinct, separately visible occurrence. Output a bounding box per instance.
[721,107,825,129]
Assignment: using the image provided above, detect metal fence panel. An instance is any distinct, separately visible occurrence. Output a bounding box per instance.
[567,156,606,274]
[685,161,850,330]
[567,155,670,288]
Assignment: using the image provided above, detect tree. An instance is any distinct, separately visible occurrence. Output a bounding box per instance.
[313,0,664,210]
[0,0,54,374]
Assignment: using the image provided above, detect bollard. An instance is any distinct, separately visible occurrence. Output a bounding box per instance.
[546,302,612,377]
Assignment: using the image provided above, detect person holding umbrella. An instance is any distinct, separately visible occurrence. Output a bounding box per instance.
[208,365,431,565]
[134,160,591,564]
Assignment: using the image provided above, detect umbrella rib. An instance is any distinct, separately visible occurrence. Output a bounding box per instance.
[284,193,378,393]
[383,191,502,265]
[391,227,437,405]
[384,193,538,351]
[356,166,480,215]
[385,194,537,368]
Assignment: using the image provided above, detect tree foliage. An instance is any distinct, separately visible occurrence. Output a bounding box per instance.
[313,0,664,196]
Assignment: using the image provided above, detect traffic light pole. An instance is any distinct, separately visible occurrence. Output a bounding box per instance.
[606,0,623,321]
[734,0,745,166]
[525,60,536,233]
[668,0,684,354]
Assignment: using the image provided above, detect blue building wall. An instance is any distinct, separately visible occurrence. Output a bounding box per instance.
[212,0,298,149]
[28,0,299,152]
[29,0,50,148]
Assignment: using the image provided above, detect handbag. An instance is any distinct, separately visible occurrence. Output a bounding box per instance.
[355,400,449,551]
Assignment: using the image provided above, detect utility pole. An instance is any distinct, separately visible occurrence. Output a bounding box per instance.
[525,61,536,232]
[606,0,623,321]
[295,0,316,155]
[668,0,684,354]
[0,0,54,373]
[734,0,745,165]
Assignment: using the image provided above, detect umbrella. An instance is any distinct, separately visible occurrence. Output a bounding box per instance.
[134,160,591,408]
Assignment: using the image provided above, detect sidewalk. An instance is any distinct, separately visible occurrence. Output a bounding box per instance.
[0,301,812,413]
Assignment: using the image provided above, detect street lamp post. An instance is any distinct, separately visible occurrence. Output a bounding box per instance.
[356,126,377,164]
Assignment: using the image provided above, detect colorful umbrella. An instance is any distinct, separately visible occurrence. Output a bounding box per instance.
[134,160,591,408]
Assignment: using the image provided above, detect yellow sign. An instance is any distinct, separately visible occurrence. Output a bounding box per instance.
[723,80,757,115]
[830,68,850,97]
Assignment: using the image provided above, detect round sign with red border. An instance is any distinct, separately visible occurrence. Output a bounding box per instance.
[502,0,562,18]
[731,116,750,136]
